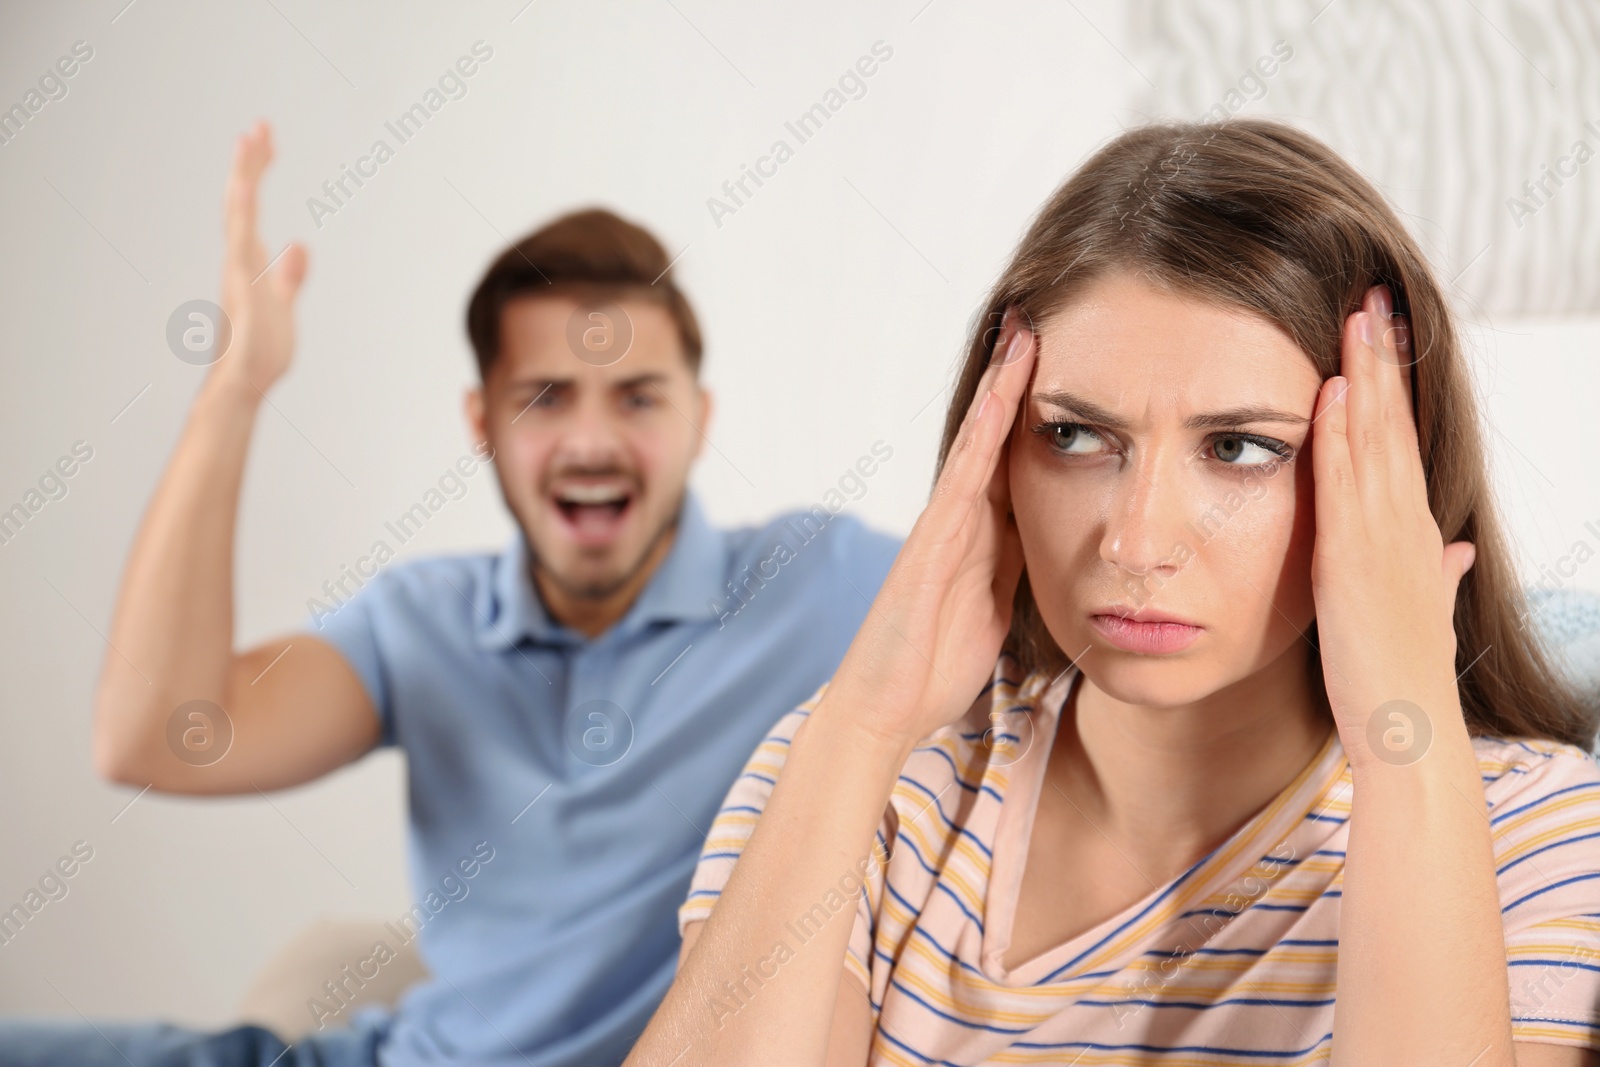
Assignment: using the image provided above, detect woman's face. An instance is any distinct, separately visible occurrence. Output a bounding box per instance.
[1008,269,1325,708]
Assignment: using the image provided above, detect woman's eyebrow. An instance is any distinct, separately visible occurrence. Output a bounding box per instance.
[1030,389,1310,430]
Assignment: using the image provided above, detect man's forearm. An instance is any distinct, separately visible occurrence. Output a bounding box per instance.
[92,364,263,782]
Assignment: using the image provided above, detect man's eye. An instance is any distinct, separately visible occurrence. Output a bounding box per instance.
[511,388,561,415]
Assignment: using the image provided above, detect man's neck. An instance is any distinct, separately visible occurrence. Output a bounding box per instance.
[531,521,680,640]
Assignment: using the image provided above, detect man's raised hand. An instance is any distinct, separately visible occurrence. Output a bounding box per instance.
[218,119,307,393]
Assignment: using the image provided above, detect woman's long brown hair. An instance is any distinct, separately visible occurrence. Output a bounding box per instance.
[935,117,1598,749]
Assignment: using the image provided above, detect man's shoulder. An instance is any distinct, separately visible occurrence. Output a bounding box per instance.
[722,505,901,578]
[308,542,503,633]
[368,544,500,596]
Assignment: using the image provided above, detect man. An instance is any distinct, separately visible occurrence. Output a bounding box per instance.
[1,120,898,1065]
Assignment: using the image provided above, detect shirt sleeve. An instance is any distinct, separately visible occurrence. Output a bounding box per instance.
[297,572,395,747]
[1490,741,1600,1049]
[678,683,895,994]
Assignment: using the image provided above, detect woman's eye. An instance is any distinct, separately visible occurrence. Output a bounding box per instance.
[1212,434,1290,467]
[1032,421,1292,468]
[1043,422,1107,455]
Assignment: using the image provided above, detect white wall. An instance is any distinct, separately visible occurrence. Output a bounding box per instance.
[1,0,1595,1026]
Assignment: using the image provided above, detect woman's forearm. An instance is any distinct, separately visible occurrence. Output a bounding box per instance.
[627,304,1037,1065]
[626,698,915,1066]
[1333,704,1515,1064]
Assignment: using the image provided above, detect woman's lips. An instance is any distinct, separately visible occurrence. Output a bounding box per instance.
[1089,613,1202,654]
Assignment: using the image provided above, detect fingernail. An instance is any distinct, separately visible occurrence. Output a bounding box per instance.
[1358,312,1374,348]
[1333,377,1348,406]
[1372,284,1392,319]
[993,308,1017,363]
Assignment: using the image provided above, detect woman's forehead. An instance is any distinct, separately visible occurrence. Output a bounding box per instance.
[1031,273,1321,409]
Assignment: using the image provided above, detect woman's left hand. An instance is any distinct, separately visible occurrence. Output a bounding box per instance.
[1309,283,1477,770]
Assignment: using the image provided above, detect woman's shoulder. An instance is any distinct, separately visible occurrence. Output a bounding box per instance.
[1473,733,1600,798]
[1472,733,1600,851]
[1473,735,1600,949]
[757,655,1061,796]
[899,653,1061,788]
[747,681,830,755]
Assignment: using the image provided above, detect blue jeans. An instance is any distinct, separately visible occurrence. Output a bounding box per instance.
[0,1006,389,1067]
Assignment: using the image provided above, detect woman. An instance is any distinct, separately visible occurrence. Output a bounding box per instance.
[627,119,1600,1064]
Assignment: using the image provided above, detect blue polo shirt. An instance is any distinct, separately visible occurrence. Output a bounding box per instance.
[302,489,900,1066]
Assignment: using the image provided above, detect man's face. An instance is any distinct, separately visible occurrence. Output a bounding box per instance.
[468,293,709,602]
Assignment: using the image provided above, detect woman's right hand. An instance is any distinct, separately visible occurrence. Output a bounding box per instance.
[818,307,1038,748]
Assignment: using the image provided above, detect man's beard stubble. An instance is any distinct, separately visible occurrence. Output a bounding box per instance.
[526,495,682,603]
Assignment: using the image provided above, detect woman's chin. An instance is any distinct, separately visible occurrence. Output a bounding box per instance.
[1071,642,1224,710]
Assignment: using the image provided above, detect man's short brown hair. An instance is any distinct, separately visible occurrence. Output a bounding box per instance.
[465,207,703,380]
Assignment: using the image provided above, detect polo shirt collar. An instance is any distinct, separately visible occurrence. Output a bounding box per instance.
[476,489,726,651]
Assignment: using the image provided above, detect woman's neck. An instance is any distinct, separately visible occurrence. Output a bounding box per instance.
[1048,642,1335,881]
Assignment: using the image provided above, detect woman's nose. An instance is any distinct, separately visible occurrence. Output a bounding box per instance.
[1099,452,1189,579]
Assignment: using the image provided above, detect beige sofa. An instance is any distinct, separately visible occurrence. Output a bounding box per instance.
[236,918,428,1042]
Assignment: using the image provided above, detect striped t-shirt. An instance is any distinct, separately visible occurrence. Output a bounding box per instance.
[679,654,1600,1063]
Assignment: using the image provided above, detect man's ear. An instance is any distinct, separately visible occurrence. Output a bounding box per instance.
[464,386,487,451]
[693,386,714,461]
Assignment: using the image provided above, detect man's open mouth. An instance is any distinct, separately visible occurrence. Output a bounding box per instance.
[551,483,634,545]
